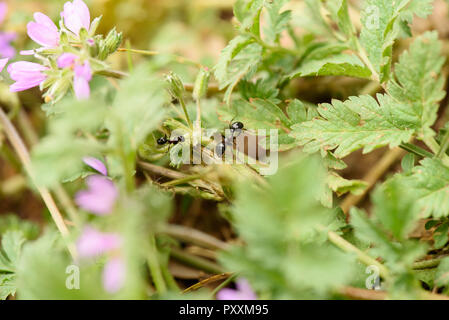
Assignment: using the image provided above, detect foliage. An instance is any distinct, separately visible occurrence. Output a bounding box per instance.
[2,0,449,301]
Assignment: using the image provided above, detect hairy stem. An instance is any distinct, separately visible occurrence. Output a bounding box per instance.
[0,108,77,259]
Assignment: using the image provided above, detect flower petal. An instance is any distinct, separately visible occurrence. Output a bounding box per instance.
[33,12,58,32]
[83,156,107,176]
[73,0,90,31]
[62,0,90,36]
[27,21,60,47]
[75,175,118,215]
[73,76,90,100]
[102,257,126,294]
[57,52,78,68]
[76,226,121,258]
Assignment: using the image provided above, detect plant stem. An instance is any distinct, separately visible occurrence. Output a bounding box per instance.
[170,246,226,274]
[355,38,380,83]
[0,108,77,259]
[117,47,203,68]
[16,109,81,226]
[161,224,229,251]
[210,273,238,297]
[423,136,449,166]
[161,174,202,187]
[437,129,449,159]
[147,235,167,295]
[178,96,193,128]
[400,142,434,158]
[182,272,233,294]
[161,265,180,291]
[327,230,390,279]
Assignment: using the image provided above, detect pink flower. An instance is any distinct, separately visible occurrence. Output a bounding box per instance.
[73,60,92,100]
[216,279,257,300]
[61,0,91,36]
[0,32,15,58]
[75,175,118,215]
[76,226,122,258]
[83,156,108,176]
[57,52,78,68]
[8,61,48,92]
[0,57,7,72]
[0,2,15,59]
[27,12,59,47]
[57,53,93,100]
[102,257,126,294]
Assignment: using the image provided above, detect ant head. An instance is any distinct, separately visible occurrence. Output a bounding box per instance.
[157,136,168,145]
[177,135,185,143]
[230,121,244,131]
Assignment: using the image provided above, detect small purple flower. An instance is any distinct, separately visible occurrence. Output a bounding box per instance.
[77,226,121,258]
[61,0,91,36]
[216,279,257,300]
[102,257,126,294]
[0,57,7,72]
[57,52,78,69]
[73,60,92,100]
[83,156,108,176]
[27,12,59,48]
[0,3,16,59]
[0,32,15,58]
[75,175,118,215]
[8,61,48,92]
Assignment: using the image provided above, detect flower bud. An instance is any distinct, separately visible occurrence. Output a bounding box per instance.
[98,28,122,60]
[165,72,185,100]
[193,67,210,101]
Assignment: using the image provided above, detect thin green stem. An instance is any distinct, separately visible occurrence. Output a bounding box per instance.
[423,136,449,166]
[178,96,193,128]
[147,235,167,295]
[170,247,225,274]
[437,129,449,159]
[117,47,203,68]
[327,229,390,280]
[400,142,434,158]
[211,273,238,297]
[125,40,134,72]
[161,174,202,187]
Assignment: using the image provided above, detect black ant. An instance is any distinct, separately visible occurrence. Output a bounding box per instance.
[157,135,185,146]
[215,121,244,156]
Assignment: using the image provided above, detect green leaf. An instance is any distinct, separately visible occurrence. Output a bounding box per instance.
[214,35,262,104]
[264,0,291,44]
[386,32,445,139]
[290,32,445,158]
[373,179,420,240]
[436,257,449,287]
[219,155,355,298]
[291,94,416,158]
[325,0,355,38]
[360,0,432,82]
[0,274,16,300]
[109,69,168,147]
[0,215,39,240]
[0,231,26,273]
[326,172,367,196]
[290,54,371,79]
[233,0,265,31]
[397,158,449,218]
